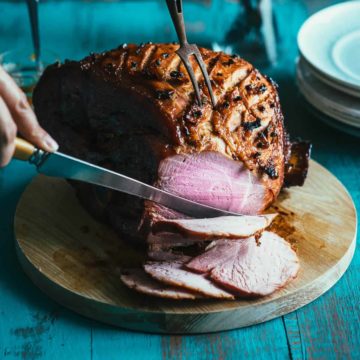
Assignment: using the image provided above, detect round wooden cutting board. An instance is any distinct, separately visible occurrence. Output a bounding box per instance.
[14,160,357,333]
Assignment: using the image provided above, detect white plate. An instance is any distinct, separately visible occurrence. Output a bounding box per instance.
[298,1,360,90]
[302,98,360,138]
[301,57,360,98]
[297,72,360,129]
[296,58,360,127]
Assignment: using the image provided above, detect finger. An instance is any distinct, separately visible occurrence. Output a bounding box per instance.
[0,65,58,152]
[0,96,17,167]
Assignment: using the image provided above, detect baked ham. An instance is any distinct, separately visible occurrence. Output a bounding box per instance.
[33,43,307,300]
[33,43,310,242]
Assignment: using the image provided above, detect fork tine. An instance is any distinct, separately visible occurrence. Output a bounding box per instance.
[177,52,202,106]
[193,51,217,108]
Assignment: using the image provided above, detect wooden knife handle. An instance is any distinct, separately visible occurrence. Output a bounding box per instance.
[14,137,35,161]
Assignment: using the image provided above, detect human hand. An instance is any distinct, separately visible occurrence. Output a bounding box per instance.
[0,65,58,167]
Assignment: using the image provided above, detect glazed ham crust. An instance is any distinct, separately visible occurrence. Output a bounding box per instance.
[91,43,286,204]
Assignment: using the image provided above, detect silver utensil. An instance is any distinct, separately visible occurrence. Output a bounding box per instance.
[165,0,216,108]
[26,0,41,70]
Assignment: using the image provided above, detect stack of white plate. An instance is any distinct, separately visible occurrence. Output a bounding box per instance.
[297,1,360,135]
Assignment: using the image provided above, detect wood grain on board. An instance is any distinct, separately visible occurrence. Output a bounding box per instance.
[14,160,356,333]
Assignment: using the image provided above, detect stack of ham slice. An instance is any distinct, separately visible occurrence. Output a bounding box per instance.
[120,214,300,300]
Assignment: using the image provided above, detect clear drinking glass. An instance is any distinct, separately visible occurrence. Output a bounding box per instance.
[0,48,59,101]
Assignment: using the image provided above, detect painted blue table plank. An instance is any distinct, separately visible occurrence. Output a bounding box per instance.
[0,1,359,359]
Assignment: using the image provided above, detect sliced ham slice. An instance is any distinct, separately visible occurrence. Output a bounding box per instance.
[152,214,277,239]
[186,231,299,297]
[120,268,201,300]
[156,152,270,215]
[144,261,234,299]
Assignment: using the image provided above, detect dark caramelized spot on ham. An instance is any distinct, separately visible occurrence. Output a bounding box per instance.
[262,164,279,179]
[222,59,235,66]
[193,110,202,118]
[170,70,184,79]
[222,101,230,109]
[242,118,261,131]
[255,129,269,149]
[258,84,267,93]
[155,89,174,100]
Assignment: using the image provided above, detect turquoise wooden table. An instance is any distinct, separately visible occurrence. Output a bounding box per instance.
[0,1,359,359]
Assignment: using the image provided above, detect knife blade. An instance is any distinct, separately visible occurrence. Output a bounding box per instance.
[14,137,240,218]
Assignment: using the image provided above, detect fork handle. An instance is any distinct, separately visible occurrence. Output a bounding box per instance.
[165,0,188,46]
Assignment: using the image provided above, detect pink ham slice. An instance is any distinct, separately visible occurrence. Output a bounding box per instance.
[144,261,234,299]
[156,151,268,215]
[152,214,277,239]
[120,268,202,299]
[186,231,299,297]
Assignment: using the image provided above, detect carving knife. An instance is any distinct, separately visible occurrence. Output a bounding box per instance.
[13,137,240,218]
